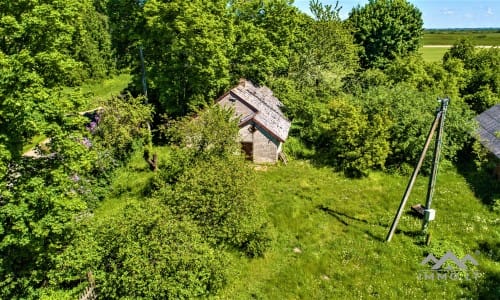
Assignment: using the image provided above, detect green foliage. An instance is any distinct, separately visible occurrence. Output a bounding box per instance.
[166,106,240,159]
[383,54,462,99]
[156,107,270,256]
[230,0,308,82]
[106,0,146,69]
[318,97,391,177]
[91,95,153,174]
[0,133,91,298]
[230,19,281,84]
[0,90,153,298]
[140,0,233,116]
[444,40,500,113]
[0,0,113,86]
[51,200,227,299]
[283,136,315,159]
[443,39,476,63]
[162,155,270,256]
[0,51,45,169]
[355,84,475,171]
[288,1,359,95]
[348,0,424,69]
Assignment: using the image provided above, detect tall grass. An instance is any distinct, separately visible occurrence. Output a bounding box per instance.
[217,160,500,299]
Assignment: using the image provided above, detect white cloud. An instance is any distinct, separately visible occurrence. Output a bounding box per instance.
[487,7,494,16]
[441,8,455,15]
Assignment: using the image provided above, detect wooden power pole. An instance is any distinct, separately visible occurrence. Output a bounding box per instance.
[386,98,449,242]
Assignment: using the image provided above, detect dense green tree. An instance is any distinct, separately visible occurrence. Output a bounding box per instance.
[443,39,476,64]
[0,92,153,298]
[229,0,309,82]
[347,0,423,69]
[354,83,475,172]
[156,107,270,256]
[383,54,461,99]
[318,96,391,177]
[50,200,227,299]
[230,17,283,83]
[461,48,500,113]
[444,39,500,113]
[140,0,233,116]
[287,0,358,94]
[0,0,113,86]
[106,0,146,69]
[90,95,153,174]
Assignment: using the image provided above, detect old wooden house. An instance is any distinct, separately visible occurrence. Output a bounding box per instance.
[476,104,500,179]
[216,79,291,164]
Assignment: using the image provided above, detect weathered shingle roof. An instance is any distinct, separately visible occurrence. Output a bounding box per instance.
[476,104,500,159]
[224,80,291,142]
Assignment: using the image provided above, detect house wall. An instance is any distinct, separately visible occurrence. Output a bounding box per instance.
[217,93,254,119]
[253,126,280,163]
[218,93,285,164]
[239,124,253,143]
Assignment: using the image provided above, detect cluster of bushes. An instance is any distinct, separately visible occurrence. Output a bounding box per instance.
[0,95,152,299]
[39,107,269,299]
[2,0,499,298]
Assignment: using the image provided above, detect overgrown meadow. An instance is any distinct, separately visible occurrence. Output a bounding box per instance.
[1,0,499,299]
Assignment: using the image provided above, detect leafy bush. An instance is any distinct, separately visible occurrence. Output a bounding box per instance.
[91,94,153,175]
[317,97,391,177]
[347,0,423,69]
[444,40,500,113]
[51,200,227,299]
[161,155,270,257]
[355,84,475,172]
[154,107,270,256]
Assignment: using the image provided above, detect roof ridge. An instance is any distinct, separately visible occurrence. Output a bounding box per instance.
[237,85,287,119]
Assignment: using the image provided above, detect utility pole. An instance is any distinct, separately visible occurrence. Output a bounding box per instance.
[422,98,449,232]
[386,98,449,242]
[139,46,148,101]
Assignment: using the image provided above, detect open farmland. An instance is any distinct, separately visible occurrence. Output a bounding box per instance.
[423,29,500,46]
[421,29,500,62]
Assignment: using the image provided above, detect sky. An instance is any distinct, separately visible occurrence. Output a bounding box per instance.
[293,0,500,28]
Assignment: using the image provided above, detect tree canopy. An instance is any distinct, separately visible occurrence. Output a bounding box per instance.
[348,0,423,69]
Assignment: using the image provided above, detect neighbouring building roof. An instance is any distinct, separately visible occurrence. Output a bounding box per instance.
[476,104,500,159]
[219,79,291,142]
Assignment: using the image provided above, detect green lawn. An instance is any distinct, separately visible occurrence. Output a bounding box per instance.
[100,152,500,299]
[62,73,132,111]
[216,160,500,299]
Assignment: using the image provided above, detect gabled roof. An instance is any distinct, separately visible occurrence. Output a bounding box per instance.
[219,79,291,142]
[476,104,500,159]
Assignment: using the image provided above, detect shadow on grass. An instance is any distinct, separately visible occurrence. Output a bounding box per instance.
[455,160,500,207]
[317,205,385,242]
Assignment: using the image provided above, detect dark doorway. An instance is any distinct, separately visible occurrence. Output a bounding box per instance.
[241,142,253,160]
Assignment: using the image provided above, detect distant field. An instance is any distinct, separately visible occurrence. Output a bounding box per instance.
[420,46,449,62]
[421,29,500,62]
[423,29,500,46]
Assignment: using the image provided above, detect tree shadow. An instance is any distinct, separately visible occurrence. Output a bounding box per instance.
[455,159,500,207]
[317,204,385,242]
